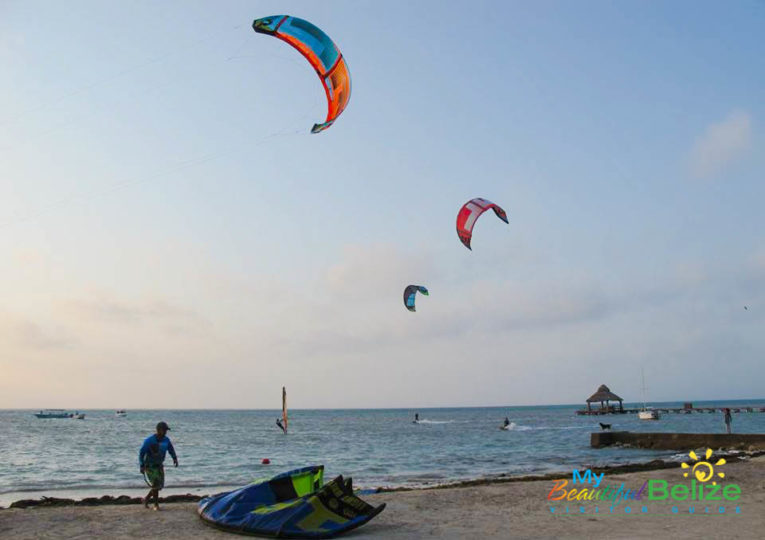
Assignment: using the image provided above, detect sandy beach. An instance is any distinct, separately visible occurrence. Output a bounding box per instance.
[2,456,763,539]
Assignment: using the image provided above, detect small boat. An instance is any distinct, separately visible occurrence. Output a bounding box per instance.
[34,409,72,419]
[71,412,85,420]
[116,410,127,417]
[638,409,660,420]
[638,369,660,420]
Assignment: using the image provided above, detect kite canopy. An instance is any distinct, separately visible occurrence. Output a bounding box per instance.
[403,285,429,312]
[253,15,351,134]
[456,198,509,250]
[198,466,385,538]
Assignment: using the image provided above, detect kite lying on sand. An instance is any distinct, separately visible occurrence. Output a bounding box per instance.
[198,465,385,538]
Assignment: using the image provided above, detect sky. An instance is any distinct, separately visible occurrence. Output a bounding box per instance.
[1,1,764,409]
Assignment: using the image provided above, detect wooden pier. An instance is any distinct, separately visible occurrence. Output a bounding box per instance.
[577,405,765,416]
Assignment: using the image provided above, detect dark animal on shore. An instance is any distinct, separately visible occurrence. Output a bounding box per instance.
[599,423,611,431]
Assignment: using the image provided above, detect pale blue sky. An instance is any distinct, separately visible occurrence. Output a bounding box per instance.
[1,1,763,408]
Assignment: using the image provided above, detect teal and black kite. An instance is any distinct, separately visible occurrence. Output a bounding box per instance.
[403,285,429,312]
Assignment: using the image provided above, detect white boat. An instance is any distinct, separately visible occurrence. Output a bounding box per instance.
[116,410,127,417]
[638,368,660,420]
[34,409,71,419]
[71,412,85,420]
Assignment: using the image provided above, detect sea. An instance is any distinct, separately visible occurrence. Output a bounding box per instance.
[1,400,764,508]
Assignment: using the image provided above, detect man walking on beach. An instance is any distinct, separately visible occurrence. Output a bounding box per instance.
[723,408,733,434]
[139,421,178,511]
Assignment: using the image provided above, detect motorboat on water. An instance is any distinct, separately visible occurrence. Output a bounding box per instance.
[116,410,127,417]
[34,410,86,419]
[34,409,72,419]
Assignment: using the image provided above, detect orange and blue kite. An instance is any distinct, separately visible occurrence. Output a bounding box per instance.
[253,15,351,134]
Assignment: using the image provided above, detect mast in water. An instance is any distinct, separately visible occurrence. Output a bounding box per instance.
[638,368,660,420]
[282,386,288,434]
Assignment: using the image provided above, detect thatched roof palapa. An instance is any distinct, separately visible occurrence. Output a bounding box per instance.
[586,384,623,403]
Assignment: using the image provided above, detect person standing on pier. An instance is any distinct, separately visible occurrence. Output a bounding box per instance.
[723,408,733,434]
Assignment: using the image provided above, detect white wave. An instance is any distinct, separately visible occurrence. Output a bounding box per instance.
[501,422,532,431]
[535,425,590,431]
[413,419,454,424]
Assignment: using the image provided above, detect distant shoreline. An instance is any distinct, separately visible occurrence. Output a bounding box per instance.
[3,399,765,411]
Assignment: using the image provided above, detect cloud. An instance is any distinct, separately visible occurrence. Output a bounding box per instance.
[66,296,211,336]
[689,110,752,179]
[325,243,435,301]
[753,248,765,273]
[271,260,657,358]
[0,31,25,63]
[0,316,74,351]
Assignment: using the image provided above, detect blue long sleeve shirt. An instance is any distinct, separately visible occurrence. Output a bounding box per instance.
[139,434,177,467]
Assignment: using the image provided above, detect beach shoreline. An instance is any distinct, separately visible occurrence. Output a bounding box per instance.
[4,449,762,508]
[2,455,763,539]
[5,405,763,510]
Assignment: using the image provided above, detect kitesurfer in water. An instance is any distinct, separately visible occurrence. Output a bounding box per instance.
[276,418,286,433]
[503,417,510,427]
[139,421,178,511]
[413,413,419,423]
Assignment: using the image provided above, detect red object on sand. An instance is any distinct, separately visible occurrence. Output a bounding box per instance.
[261,458,271,465]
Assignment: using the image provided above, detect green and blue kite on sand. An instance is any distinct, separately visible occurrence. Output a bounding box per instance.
[198,465,385,538]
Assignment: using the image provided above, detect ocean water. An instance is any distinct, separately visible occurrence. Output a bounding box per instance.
[1,401,764,507]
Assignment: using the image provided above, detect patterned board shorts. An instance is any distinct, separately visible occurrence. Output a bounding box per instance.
[144,465,165,489]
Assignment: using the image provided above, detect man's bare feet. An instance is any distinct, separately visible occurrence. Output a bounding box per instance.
[142,497,149,509]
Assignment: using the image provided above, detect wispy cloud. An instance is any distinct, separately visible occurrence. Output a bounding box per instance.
[689,110,752,179]
[0,31,25,64]
[67,296,211,336]
[325,243,435,301]
[264,244,677,357]
[0,316,74,351]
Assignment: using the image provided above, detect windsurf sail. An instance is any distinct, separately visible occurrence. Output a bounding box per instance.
[198,465,385,538]
[282,386,288,434]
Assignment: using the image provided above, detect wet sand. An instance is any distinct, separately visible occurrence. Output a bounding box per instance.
[1,456,763,539]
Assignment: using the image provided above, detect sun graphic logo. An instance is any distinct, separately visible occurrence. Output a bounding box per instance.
[681,449,726,484]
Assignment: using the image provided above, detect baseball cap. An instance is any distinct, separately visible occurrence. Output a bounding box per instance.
[156,421,171,431]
